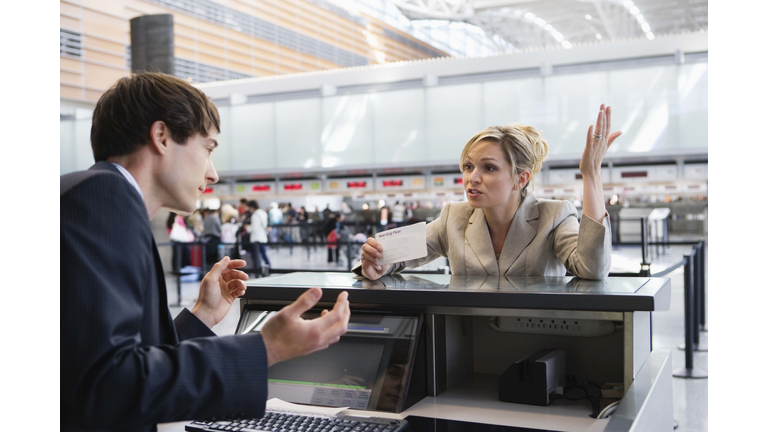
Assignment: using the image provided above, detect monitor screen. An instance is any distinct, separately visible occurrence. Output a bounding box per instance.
[237,309,421,413]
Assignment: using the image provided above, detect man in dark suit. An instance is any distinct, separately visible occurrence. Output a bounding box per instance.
[61,72,350,431]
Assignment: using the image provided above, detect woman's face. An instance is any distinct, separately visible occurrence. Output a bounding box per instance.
[462,139,524,210]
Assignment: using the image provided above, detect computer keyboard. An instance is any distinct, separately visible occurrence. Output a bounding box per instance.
[185,410,408,432]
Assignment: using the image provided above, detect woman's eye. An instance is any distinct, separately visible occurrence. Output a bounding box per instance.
[485,165,496,171]
[464,163,473,170]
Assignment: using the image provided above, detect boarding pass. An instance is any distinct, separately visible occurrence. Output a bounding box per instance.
[375,222,428,266]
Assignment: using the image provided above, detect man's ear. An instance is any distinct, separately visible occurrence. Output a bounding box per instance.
[149,121,169,155]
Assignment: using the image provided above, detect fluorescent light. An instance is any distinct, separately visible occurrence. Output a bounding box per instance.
[641,22,650,32]
[535,18,546,27]
[553,31,564,42]
[585,14,592,20]
[524,12,535,20]
[595,33,602,40]
[544,24,553,31]
[630,6,639,15]
[562,41,572,49]
[623,0,634,7]
[646,32,655,39]
[636,14,645,23]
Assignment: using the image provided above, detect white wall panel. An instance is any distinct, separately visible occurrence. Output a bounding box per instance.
[484,77,542,129]
[74,119,94,171]
[676,63,709,149]
[230,103,275,171]
[371,88,426,164]
[426,83,484,161]
[60,61,707,176]
[275,99,321,169]
[60,121,76,174]
[321,94,374,167]
[212,106,231,172]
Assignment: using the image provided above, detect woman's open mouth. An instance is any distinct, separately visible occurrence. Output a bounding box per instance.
[467,188,482,198]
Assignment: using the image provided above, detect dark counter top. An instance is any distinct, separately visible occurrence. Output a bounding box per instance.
[244,273,670,312]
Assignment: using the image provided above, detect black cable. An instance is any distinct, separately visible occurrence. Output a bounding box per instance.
[560,384,599,418]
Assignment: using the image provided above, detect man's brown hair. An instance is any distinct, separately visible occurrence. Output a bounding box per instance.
[90,72,220,162]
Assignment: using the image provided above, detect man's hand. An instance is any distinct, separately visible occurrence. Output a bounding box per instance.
[261,288,350,367]
[191,256,249,329]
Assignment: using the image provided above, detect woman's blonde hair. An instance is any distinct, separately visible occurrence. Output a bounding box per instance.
[220,204,239,223]
[459,124,549,197]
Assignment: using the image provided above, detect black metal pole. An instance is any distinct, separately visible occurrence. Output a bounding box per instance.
[684,254,694,368]
[347,241,353,272]
[692,246,701,347]
[700,241,707,331]
[673,254,707,379]
[174,242,182,306]
[692,243,707,351]
[639,217,651,276]
[640,217,648,264]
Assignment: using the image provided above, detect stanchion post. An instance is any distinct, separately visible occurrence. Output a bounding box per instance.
[673,254,707,379]
[640,217,649,266]
[699,241,707,331]
[347,242,353,272]
[173,242,182,306]
[692,245,704,349]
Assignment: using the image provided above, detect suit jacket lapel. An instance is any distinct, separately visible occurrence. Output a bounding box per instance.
[499,194,540,275]
[465,208,499,276]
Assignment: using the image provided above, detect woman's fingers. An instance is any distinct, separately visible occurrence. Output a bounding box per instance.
[594,105,604,134]
[366,237,383,251]
[585,124,594,149]
[607,131,622,149]
[362,243,383,259]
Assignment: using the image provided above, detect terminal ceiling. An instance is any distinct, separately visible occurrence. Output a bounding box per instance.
[383,0,708,52]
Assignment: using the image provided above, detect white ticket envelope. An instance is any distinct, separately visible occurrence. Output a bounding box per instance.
[375,222,427,266]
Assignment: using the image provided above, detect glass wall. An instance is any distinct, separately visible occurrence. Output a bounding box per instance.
[60,61,708,175]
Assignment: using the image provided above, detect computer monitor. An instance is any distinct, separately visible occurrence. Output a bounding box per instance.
[237,307,424,413]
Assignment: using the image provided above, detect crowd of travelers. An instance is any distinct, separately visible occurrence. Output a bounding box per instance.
[165,199,392,274]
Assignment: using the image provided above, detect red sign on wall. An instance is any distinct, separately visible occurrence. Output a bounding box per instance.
[347,181,367,188]
[284,183,303,191]
[252,185,271,192]
[382,179,403,187]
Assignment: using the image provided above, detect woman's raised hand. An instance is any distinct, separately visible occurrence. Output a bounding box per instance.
[580,104,622,179]
[360,237,392,280]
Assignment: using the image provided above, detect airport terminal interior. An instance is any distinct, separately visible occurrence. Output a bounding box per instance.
[59,0,713,430]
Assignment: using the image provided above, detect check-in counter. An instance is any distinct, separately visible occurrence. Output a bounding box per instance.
[240,273,673,432]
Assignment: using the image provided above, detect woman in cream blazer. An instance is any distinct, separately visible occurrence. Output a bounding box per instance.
[357,104,620,281]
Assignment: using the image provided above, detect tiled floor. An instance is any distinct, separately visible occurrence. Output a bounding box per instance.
[166,238,708,431]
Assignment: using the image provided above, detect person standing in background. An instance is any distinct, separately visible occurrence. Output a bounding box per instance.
[322,204,332,221]
[392,201,405,227]
[268,202,282,243]
[246,200,271,275]
[237,198,249,217]
[219,204,239,246]
[202,207,222,266]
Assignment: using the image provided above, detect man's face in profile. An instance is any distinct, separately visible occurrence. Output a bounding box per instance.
[156,127,219,215]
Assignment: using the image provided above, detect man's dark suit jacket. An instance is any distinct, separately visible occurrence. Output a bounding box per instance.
[61,162,268,431]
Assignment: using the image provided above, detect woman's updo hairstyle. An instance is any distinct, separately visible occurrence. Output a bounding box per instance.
[459,124,549,198]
